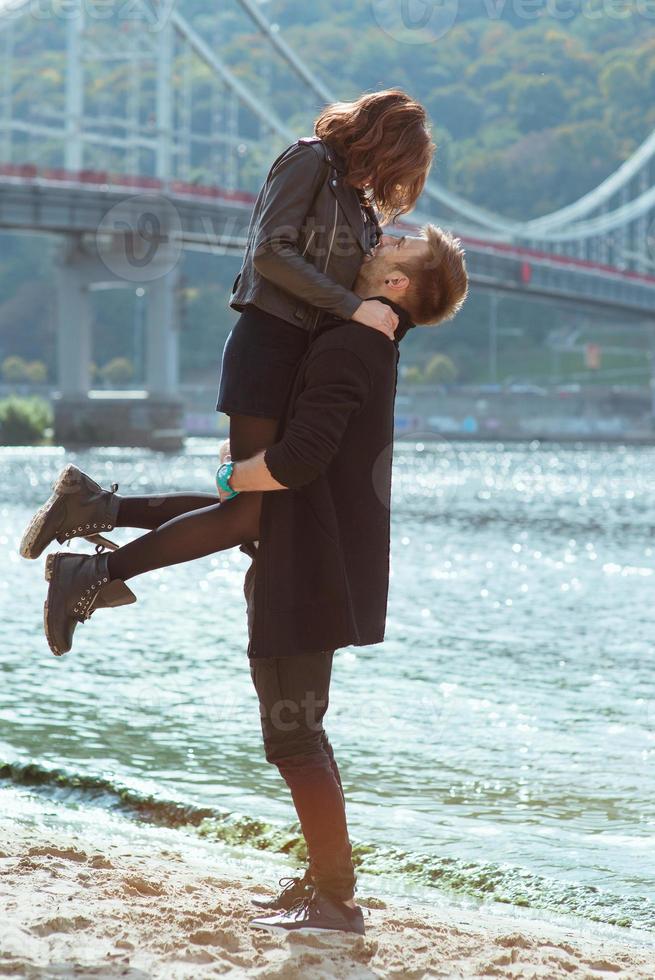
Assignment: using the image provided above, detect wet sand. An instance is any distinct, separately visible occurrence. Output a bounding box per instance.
[1,822,654,978]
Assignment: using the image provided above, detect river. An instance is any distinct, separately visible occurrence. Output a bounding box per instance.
[1,439,654,933]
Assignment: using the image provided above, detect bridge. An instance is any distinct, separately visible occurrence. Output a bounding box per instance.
[0,0,653,446]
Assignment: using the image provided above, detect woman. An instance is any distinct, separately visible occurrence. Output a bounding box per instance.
[221,88,433,461]
[21,88,435,656]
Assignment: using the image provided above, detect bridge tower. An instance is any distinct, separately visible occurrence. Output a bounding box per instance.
[53,231,184,451]
[0,0,303,449]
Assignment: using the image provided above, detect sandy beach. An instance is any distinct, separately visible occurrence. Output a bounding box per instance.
[1,822,653,979]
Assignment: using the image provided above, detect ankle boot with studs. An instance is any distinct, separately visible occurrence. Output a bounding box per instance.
[44,551,136,657]
[21,464,121,560]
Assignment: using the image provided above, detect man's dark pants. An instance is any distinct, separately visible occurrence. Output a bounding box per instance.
[243,555,356,902]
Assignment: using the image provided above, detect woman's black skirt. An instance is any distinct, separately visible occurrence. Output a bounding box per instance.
[215,304,310,419]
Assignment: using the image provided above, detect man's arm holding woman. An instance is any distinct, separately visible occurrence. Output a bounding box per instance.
[219,348,371,497]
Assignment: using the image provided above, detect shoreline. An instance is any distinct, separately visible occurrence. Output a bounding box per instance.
[2,821,654,978]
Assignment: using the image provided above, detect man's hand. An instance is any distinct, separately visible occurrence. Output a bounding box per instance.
[218,438,231,464]
[351,299,398,339]
[217,439,232,501]
[217,444,288,499]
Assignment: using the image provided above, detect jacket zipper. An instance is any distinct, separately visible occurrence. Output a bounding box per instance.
[324,195,339,272]
[309,194,339,337]
[301,229,316,257]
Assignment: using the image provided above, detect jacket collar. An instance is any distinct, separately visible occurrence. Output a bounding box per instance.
[318,296,415,345]
[321,139,370,254]
[330,178,369,254]
[321,139,382,242]
[321,138,347,173]
[371,296,416,345]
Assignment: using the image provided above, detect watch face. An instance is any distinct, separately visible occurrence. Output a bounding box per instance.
[216,462,230,489]
[216,460,238,498]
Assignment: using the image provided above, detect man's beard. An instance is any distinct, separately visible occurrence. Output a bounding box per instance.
[355,257,385,293]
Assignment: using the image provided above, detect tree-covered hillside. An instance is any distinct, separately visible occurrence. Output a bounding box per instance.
[1,0,653,385]
[214,0,655,218]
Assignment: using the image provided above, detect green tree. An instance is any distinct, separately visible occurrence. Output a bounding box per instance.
[599,61,641,106]
[99,357,134,385]
[24,360,47,383]
[644,57,655,103]
[1,1,654,394]
[424,354,458,384]
[434,85,484,141]
[0,396,52,445]
[514,76,569,134]
[403,366,424,385]
[2,355,28,382]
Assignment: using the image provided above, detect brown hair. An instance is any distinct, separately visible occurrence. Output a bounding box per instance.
[397,225,468,326]
[314,89,435,222]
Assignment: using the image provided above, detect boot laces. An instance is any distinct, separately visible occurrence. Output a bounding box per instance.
[278,874,300,889]
[73,573,109,622]
[276,874,307,899]
[63,481,120,553]
[286,887,318,917]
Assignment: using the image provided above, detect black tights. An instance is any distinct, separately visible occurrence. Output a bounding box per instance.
[107,415,278,583]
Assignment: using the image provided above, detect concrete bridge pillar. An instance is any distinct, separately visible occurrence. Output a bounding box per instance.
[52,234,185,450]
[55,259,93,397]
[145,256,180,396]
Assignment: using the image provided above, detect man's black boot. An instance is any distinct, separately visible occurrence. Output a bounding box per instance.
[252,869,313,911]
[250,888,365,935]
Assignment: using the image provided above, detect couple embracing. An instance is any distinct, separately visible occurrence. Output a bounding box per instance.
[21,89,468,935]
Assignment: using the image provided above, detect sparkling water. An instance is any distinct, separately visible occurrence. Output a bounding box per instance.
[1,440,654,932]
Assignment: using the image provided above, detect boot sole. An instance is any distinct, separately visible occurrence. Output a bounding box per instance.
[250,921,365,936]
[20,464,81,560]
[43,553,64,657]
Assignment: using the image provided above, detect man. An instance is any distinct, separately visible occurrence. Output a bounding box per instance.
[216,225,468,935]
[28,223,466,932]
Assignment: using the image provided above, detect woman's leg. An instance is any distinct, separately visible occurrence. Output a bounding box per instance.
[116,492,220,530]
[228,412,280,536]
[106,414,279,583]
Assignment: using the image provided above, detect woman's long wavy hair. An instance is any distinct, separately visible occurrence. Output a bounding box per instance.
[314,89,435,222]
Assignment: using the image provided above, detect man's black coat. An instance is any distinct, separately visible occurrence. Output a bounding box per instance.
[246,297,414,658]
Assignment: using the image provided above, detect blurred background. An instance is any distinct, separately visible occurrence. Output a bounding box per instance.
[0,0,654,447]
